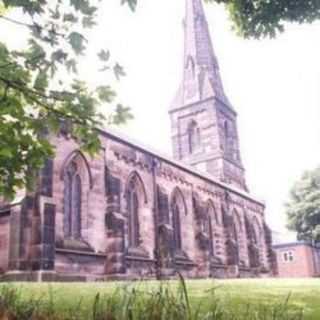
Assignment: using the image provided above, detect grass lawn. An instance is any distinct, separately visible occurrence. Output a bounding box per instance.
[2,278,320,319]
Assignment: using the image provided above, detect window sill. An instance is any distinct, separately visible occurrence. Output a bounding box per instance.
[174,250,195,266]
[210,255,224,266]
[125,255,155,263]
[55,248,106,257]
[126,246,150,259]
[56,238,94,253]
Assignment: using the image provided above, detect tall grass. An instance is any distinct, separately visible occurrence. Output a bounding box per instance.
[0,278,304,320]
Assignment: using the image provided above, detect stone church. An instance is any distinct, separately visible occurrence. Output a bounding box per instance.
[0,0,276,281]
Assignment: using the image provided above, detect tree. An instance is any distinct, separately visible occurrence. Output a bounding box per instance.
[127,0,320,39]
[286,167,320,242]
[206,0,320,38]
[0,0,134,199]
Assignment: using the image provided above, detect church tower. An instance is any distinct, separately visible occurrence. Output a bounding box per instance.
[170,0,247,191]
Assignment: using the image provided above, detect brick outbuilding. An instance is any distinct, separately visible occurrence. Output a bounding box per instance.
[274,242,320,278]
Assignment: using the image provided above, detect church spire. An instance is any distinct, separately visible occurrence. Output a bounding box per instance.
[184,0,218,72]
[175,0,230,108]
[170,0,247,191]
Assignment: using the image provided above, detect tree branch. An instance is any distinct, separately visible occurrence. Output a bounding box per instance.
[0,75,97,127]
[0,14,65,38]
[0,53,46,69]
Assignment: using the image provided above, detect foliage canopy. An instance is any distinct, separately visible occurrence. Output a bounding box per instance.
[286,167,320,242]
[208,0,320,38]
[0,0,133,199]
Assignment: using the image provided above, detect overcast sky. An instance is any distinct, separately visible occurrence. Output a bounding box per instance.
[2,1,320,237]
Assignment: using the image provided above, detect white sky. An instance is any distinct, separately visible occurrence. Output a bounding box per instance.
[1,0,320,238]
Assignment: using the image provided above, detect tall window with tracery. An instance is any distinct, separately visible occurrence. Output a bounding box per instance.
[252,225,259,244]
[250,218,262,250]
[127,179,140,248]
[206,204,216,255]
[233,213,242,264]
[172,200,182,250]
[224,121,239,161]
[187,121,201,154]
[63,161,82,239]
[201,214,214,255]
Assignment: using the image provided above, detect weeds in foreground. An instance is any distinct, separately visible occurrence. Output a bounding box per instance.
[0,277,303,320]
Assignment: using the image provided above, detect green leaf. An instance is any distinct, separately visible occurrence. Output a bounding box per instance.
[96,86,116,103]
[0,148,12,158]
[121,0,137,11]
[65,59,77,73]
[68,32,87,55]
[98,50,110,62]
[70,0,97,15]
[63,13,78,23]
[113,63,126,80]
[49,5,60,19]
[26,39,46,64]
[112,104,133,124]
[82,16,96,28]
[34,70,48,90]
[51,49,68,63]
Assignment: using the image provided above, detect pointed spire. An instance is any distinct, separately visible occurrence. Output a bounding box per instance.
[172,0,231,109]
[184,0,218,72]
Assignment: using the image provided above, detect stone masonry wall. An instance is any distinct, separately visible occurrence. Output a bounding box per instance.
[1,130,274,281]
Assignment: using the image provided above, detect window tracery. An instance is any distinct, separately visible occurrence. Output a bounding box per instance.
[127,179,140,248]
[125,172,147,249]
[172,201,182,250]
[206,203,217,256]
[63,161,82,239]
[171,189,186,252]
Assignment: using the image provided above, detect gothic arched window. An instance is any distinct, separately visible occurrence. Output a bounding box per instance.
[252,218,262,246]
[199,212,210,236]
[208,216,214,255]
[223,121,231,154]
[224,121,229,139]
[127,180,140,248]
[207,202,219,225]
[232,212,243,264]
[224,121,239,161]
[62,151,92,243]
[63,161,82,239]
[187,121,201,154]
[201,213,214,256]
[125,172,147,249]
[171,189,186,251]
[206,202,217,255]
[233,212,242,242]
[251,218,262,268]
[172,201,182,250]
[252,226,258,244]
